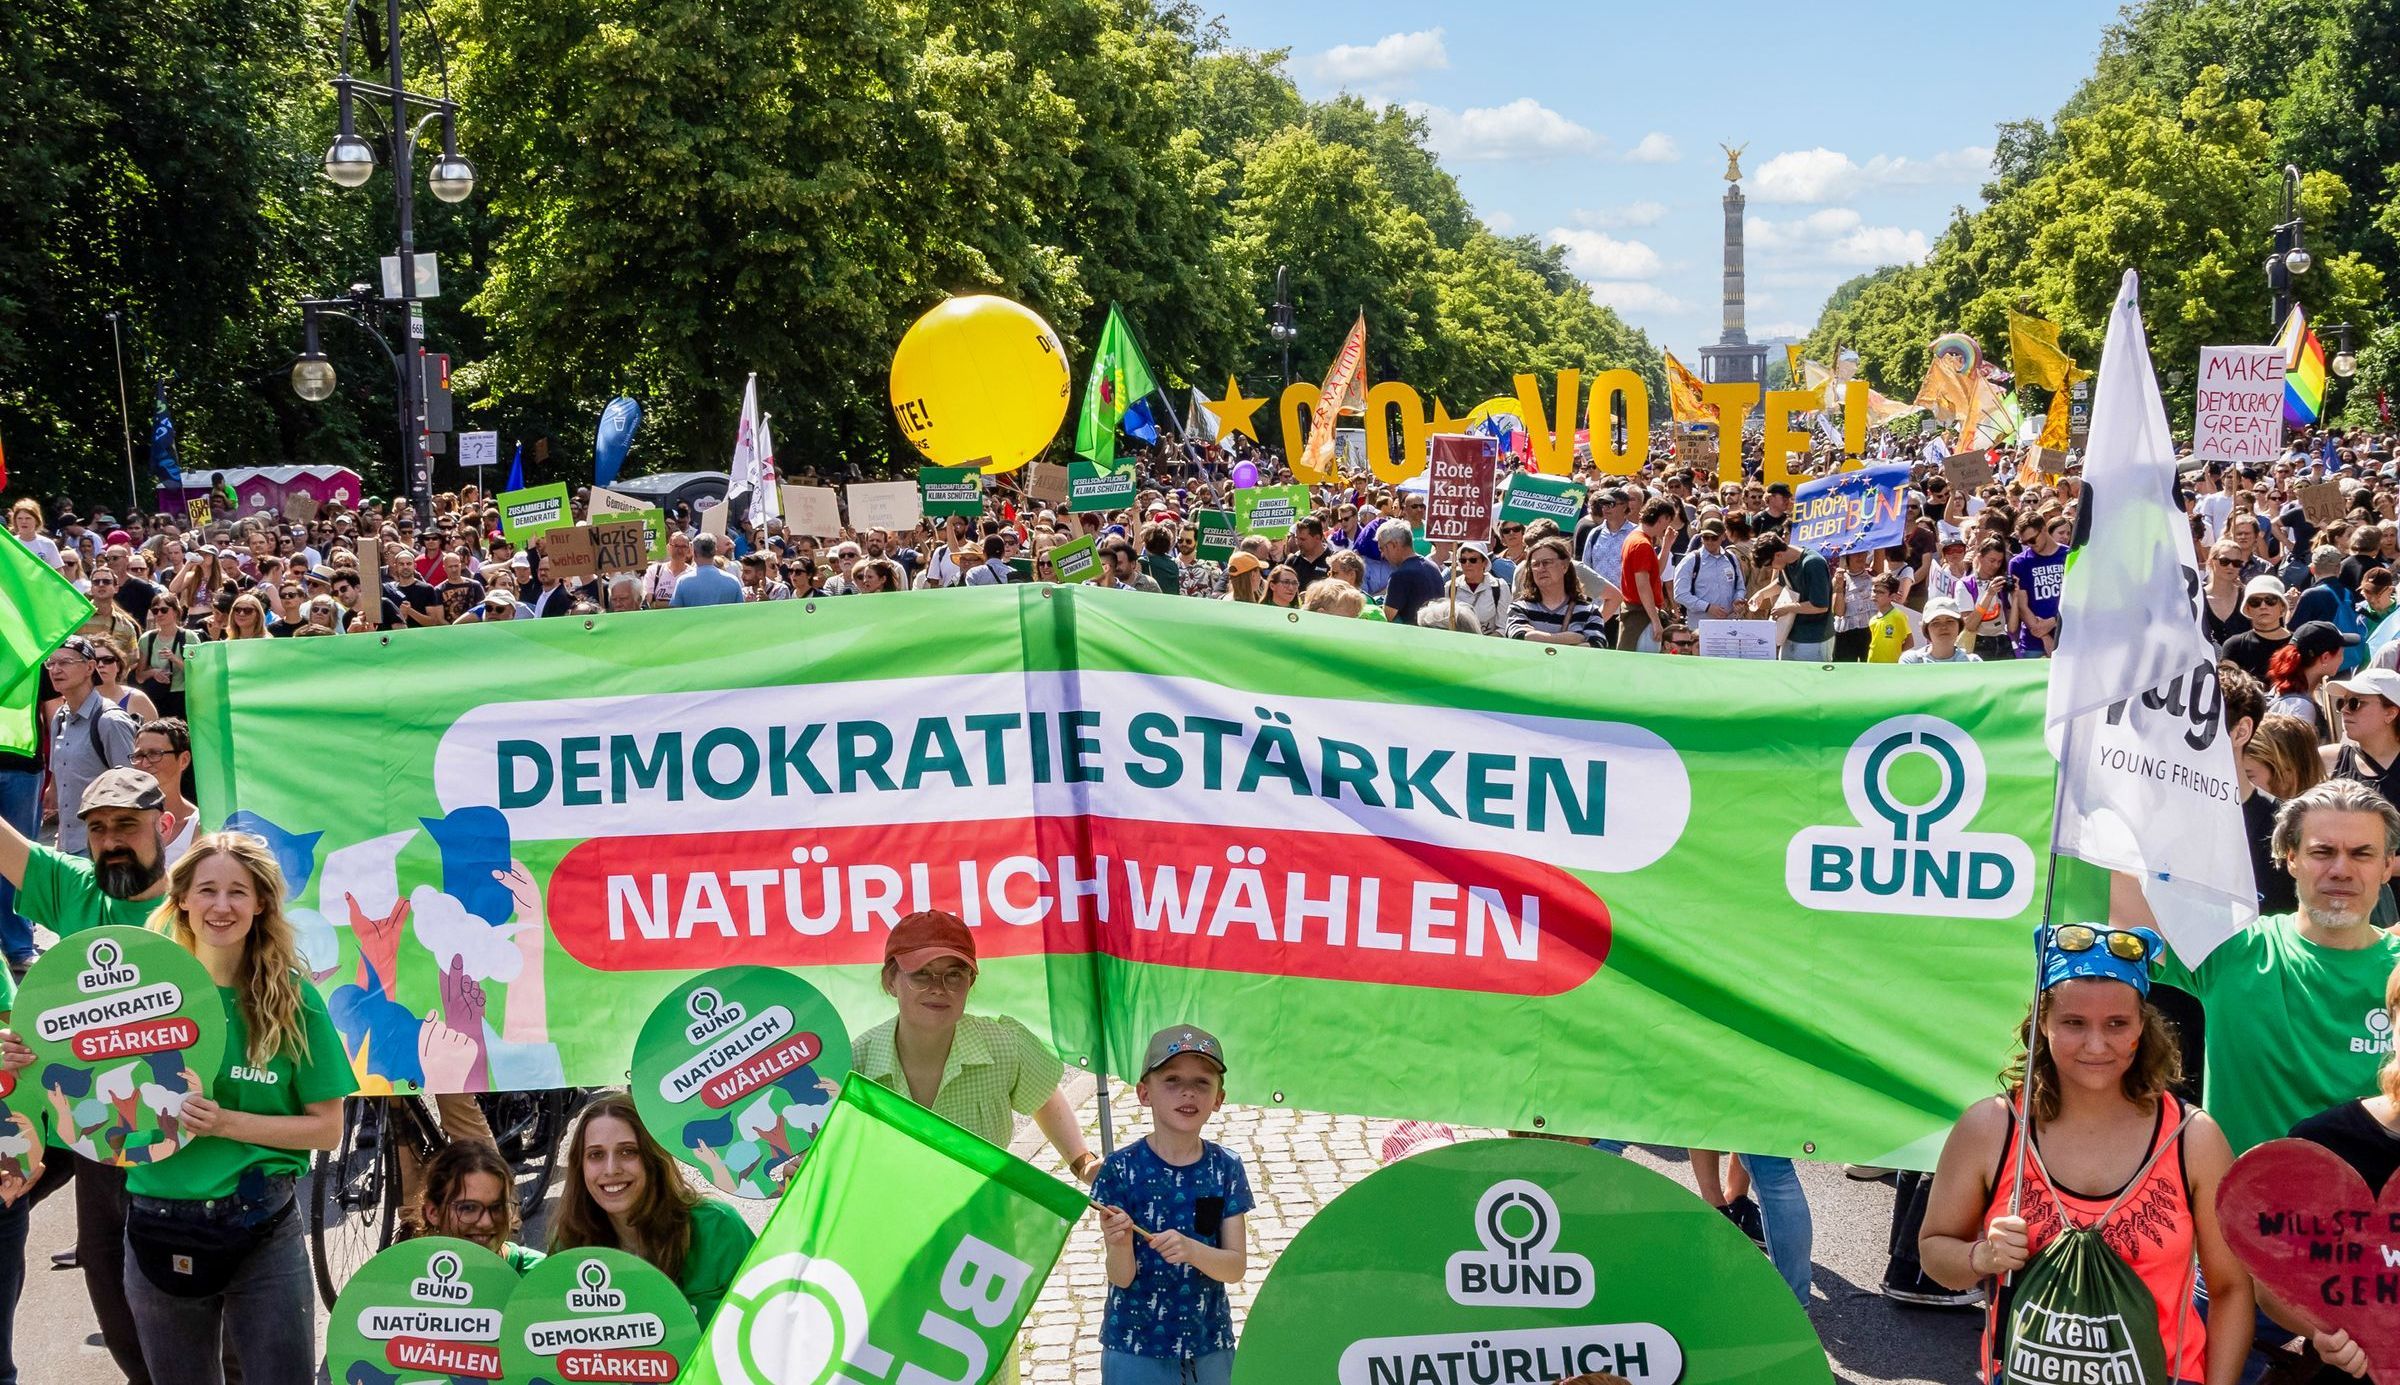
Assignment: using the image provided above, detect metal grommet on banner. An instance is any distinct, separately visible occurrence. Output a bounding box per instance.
[378,635,390,646]
[1803,1141,1817,1155]
[1532,1116,1547,1129]
[1287,613,1299,623]
[1272,1091,1285,1104]
[582,619,595,631]
[1043,587,1055,600]
[804,601,817,614]
[1545,647,1557,656]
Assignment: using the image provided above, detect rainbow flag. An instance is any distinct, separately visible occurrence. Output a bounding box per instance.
[2278,303,2326,426]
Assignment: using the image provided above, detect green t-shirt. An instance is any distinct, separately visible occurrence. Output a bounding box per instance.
[17,845,158,938]
[679,1196,756,1327]
[2156,914,2400,1154]
[127,982,354,1201]
[504,1242,546,1274]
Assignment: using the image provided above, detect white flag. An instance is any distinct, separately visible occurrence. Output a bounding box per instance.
[2048,270,2256,963]
[1188,388,1220,443]
[751,412,783,528]
[728,373,768,526]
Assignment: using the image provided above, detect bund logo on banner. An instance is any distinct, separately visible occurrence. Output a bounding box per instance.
[1785,715,2035,919]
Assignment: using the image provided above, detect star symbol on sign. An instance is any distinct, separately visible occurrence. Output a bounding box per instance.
[1427,398,1466,434]
[1201,374,1267,442]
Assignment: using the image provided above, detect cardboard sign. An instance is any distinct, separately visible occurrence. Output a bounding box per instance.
[1195,509,1238,564]
[19,928,226,1168]
[541,525,600,582]
[591,519,653,575]
[629,966,851,1199]
[2217,1139,2400,1384]
[1498,472,1588,528]
[846,480,923,534]
[326,1239,517,1385]
[281,492,320,524]
[184,497,212,529]
[357,537,379,587]
[780,485,841,538]
[698,498,729,540]
[1941,451,1995,492]
[497,482,572,541]
[1026,463,1070,509]
[2299,480,2349,527]
[918,466,983,518]
[1233,484,1309,539]
[585,485,649,521]
[1681,428,1721,474]
[1047,535,1103,584]
[1697,619,1779,660]
[1424,435,1499,543]
[2193,346,2288,465]
[1067,460,1138,514]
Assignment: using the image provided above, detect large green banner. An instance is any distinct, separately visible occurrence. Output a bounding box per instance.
[190,586,2095,1166]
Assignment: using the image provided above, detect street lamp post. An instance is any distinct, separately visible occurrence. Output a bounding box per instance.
[1269,265,1297,389]
[2266,163,2312,336]
[2326,323,2358,379]
[295,0,474,518]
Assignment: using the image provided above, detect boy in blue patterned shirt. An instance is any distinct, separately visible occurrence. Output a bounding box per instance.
[1092,1025,1253,1385]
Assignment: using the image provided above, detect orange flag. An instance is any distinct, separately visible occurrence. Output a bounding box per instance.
[1663,352,1716,425]
[1295,312,1368,484]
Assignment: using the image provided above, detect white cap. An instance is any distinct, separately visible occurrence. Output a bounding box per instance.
[2329,668,2400,704]
[1922,597,1966,625]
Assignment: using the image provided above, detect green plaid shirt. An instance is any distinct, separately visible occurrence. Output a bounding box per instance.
[852,1012,1064,1148]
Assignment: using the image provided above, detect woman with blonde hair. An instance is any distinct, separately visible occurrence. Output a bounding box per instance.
[2244,712,2329,799]
[125,833,351,1384]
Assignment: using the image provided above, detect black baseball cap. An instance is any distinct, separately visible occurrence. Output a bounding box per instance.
[2293,620,2363,661]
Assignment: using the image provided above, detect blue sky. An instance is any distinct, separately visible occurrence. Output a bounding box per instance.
[1202,0,2121,360]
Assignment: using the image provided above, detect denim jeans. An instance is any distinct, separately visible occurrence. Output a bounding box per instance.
[124,1194,310,1385]
[0,1193,26,1385]
[0,769,40,964]
[1102,1349,1235,1385]
[1782,638,1832,662]
[1590,1141,1812,1303]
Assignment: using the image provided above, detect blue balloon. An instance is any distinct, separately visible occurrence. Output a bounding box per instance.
[593,397,643,488]
[419,806,516,926]
[221,811,323,898]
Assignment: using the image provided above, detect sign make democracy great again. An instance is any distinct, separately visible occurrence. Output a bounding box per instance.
[192,586,2090,1169]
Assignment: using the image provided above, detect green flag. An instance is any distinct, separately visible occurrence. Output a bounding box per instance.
[0,532,93,754]
[685,1075,1086,1385]
[1073,303,1158,466]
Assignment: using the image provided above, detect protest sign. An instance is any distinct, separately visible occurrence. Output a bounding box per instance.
[326,1239,515,1385]
[1498,472,1588,528]
[357,537,379,586]
[1067,460,1138,513]
[1941,451,1995,492]
[195,588,2101,1168]
[917,467,983,518]
[458,430,500,473]
[1424,435,1499,543]
[1681,428,1720,475]
[779,485,841,538]
[1696,619,1778,660]
[185,496,212,529]
[2192,347,2286,465]
[1025,463,1070,509]
[540,525,600,582]
[19,928,224,1166]
[1234,1138,1829,1385]
[585,486,648,522]
[2299,480,2348,527]
[497,482,572,541]
[1195,509,1238,563]
[845,480,923,533]
[1233,483,1308,538]
[281,492,320,523]
[501,1249,698,1385]
[1790,464,1910,554]
[2217,1139,2400,1385]
[698,497,730,540]
[681,1077,1085,1385]
[1045,535,1102,583]
[590,519,654,574]
[630,967,849,1199]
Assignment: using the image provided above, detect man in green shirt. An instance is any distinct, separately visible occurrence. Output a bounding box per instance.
[2156,778,2400,1154]
[0,766,177,1384]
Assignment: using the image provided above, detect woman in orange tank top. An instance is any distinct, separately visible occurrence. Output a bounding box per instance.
[1918,924,2253,1385]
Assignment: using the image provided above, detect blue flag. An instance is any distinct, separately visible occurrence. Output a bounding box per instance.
[594,397,642,487]
[506,442,524,492]
[148,383,182,485]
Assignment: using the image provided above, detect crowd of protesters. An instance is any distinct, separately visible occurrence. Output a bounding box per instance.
[4,415,2400,1384]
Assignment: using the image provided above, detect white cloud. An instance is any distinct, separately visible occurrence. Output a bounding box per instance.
[1573,200,1667,229]
[1623,132,1680,164]
[1312,29,1448,87]
[1747,209,1930,267]
[1483,209,1517,233]
[1749,146,1993,203]
[1587,282,1689,315]
[1408,98,1601,161]
[1752,321,1815,340]
[1543,228,1664,280]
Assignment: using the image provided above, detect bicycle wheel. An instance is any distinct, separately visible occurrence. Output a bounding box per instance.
[308,1098,400,1308]
[480,1087,575,1222]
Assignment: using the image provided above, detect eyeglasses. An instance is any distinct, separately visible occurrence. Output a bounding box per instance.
[441,1198,503,1225]
[2049,924,2153,964]
[1669,639,1700,650]
[902,966,975,993]
[129,747,173,764]
[1461,553,1486,563]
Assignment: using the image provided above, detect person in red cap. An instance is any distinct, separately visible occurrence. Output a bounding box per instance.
[853,910,1098,1175]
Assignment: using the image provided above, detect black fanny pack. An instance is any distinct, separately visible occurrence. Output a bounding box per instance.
[126,1169,295,1298]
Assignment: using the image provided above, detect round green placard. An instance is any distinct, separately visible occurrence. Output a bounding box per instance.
[1232,1137,1832,1385]
[17,926,226,1167]
[502,1246,700,1385]
[326,1236,516,1383]
[630,966,850,1198]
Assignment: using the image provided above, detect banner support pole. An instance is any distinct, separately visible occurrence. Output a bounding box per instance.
[2002,714,2078,1317]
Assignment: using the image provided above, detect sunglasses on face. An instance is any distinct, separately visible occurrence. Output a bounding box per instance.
[2245,596,2280,608]
[2049,924,2153,964]
[2215,558,2243,569]
[2338,696,2392,714]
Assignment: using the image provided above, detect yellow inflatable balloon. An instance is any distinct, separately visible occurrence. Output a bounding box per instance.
[889,295,1072,475]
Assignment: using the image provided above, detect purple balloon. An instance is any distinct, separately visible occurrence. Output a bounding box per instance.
[1231,460,1260,488]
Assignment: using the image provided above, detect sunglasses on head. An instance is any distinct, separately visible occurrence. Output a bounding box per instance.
[2050,924,2154,963]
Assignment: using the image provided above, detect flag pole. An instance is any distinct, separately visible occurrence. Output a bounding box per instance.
[107,312,139,517]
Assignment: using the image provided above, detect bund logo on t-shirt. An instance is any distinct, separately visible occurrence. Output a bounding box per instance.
[2354,1007,2393,1056]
